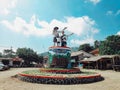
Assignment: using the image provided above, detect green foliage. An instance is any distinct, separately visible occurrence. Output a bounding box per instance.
[94,40,100,49]
[78,43,94,52]
[0,52,2,57]
[99,35,120,55]
[16,48,43,66]
[71,47,79,52]
[3,49,16,58]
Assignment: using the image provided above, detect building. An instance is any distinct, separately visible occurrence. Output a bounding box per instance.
[81,55,120,71]
[71,50,94,67]
[0,57,23,67]
[0,58,12,66]
[12,57,24,67]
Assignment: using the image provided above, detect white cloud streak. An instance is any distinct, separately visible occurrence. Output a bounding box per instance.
[85,0,101,5]
[0,0,17,15]
[1,15,99,45]
[106,10,120,16]
[115,10,120,16]
[71,37,95,45]
[106,11,113,15]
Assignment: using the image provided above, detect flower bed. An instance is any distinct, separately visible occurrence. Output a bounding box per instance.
[18,69,104,84]
[39,68,81,74]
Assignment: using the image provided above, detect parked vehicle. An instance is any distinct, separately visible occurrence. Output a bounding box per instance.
[0,62,10,71]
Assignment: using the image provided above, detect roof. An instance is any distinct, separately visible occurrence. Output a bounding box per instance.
[0,58,12,60]
[0,57,23,61]
[90,48,99,55]
[81,56,101,62]
[71,50,94,57]
[81,55,120,62]
[12,57,23,61]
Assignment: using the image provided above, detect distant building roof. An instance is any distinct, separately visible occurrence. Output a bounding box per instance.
[0,57,23,61]
[71,50,94,57]
[81,56,101,62]
[81,55,120,62]
[0,58,12,60]
[90,48,99,56]
[12,57,23,61]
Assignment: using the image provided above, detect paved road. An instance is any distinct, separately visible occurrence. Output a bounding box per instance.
[0,68,120,90]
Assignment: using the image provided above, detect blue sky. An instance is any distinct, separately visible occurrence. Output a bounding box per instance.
[0,0,120,53]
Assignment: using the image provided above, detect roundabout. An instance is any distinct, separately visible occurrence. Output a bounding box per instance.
[18,68,104,85]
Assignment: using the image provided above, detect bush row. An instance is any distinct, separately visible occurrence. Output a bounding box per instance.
[18,74,104,85]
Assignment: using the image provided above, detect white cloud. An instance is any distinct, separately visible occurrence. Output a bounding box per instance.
[67,16,99,45]
[106,11,113,15]
[1,15,99,45]
[85,0,101,5]
[117,31,120,35]
[115,10,120,16]
[0,0,17,15]
[71,37,95,45]
[106,10,120,16]
[66,16,99,36]
[1,15,52,36]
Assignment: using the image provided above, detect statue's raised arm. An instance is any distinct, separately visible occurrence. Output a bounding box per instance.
[62,27,67,31]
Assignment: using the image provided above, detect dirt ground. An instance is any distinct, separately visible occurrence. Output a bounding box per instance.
[0,68,120,90]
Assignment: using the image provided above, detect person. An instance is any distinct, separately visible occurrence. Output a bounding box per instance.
[61,31,73,47]
[52,27,67,46]
[52,27,60,46]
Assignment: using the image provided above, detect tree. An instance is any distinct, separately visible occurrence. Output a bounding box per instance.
[0,52,2,57]
[3,49,16,58]
[78,43,94,52]
[99,35,120,55]
[37,55,44,63]
[94,40,100,49]
[16,48,43,66]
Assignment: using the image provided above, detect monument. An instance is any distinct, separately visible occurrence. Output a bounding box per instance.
[18,27,104,84]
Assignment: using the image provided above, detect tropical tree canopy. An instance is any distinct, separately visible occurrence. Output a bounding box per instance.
[16,48,43,65]
[94,40,100,49]
[99,35,120,55]
[78,43,94,52]
[3,49,15,58]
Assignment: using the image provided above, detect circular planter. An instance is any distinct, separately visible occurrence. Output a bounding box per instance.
[18,69,104,85]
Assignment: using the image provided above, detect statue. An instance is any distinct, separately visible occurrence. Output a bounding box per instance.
[48,26,73,68]
[52,27,67,46]
[61,31,73,47]
[52,26,73,47]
